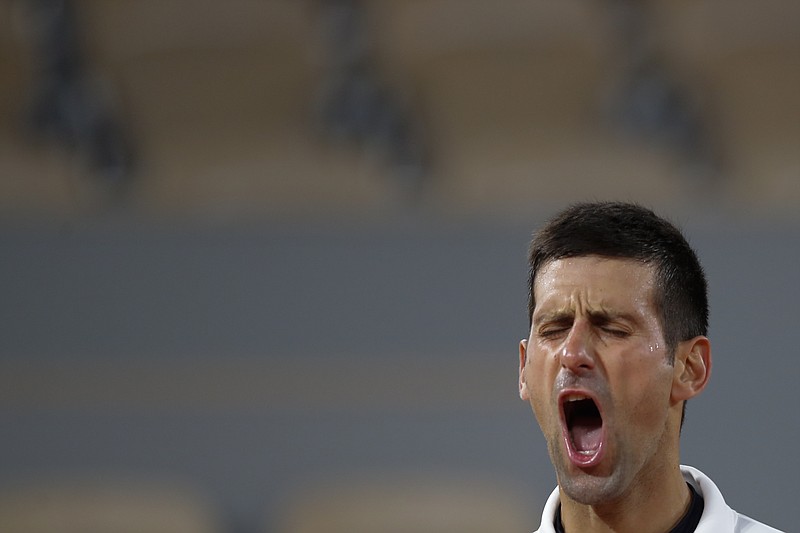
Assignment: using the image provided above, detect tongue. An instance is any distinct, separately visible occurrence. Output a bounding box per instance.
[570,414,603,453]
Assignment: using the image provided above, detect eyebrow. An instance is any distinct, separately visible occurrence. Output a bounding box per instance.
[533,308,639,327]
[587,309,639,326]
[532,310,574,327]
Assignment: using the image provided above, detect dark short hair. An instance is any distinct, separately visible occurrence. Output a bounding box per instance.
[527,202,708,359]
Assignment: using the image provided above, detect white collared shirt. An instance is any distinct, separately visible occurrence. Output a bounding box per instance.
[532,465,783,533]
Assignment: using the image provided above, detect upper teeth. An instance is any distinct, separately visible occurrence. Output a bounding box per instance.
[564,394,589,402]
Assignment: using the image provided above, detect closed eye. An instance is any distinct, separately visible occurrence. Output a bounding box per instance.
[600,326,630,338]
[534,312,574,340]
[538,328,569,339]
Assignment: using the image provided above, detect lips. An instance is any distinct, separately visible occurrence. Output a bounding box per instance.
[560,391,606,467]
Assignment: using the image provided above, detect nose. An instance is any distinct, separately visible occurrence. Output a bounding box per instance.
[559,319,595,374]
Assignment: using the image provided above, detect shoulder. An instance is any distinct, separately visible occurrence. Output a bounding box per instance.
[681,465,784,533]
[733,513,785,533]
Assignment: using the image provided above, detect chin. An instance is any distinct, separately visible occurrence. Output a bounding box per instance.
[553,450,629,506]
[559,473,626,506]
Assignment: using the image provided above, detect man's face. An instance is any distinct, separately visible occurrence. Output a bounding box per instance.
[519,256,680,505]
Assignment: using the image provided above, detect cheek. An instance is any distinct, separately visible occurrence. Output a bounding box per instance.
[620,363,674,428]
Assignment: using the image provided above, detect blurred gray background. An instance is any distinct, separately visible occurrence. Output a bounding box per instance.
[0,1,798,532]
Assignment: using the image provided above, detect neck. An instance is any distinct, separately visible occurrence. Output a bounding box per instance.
[560,464,690,533]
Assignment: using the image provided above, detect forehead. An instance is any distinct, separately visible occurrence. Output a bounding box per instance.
[533,256,656,312]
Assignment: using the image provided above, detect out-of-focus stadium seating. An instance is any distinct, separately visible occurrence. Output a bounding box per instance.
[0,0,797,220]
[0,477,221,533]
[277,474,531,533]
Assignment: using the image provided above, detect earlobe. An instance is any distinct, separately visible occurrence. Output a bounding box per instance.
[519,339,529,401]
[671,336,712,402]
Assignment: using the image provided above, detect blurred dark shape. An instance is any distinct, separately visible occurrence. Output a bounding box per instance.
[616,59,719,178]
[316,0,428,201]
[605,0,721,180]
[24,0,134,188]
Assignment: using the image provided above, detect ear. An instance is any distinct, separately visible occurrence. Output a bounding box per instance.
[519,339,530,401]
[671,336,712,403]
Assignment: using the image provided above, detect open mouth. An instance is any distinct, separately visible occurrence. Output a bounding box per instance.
[561,394,605,465]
